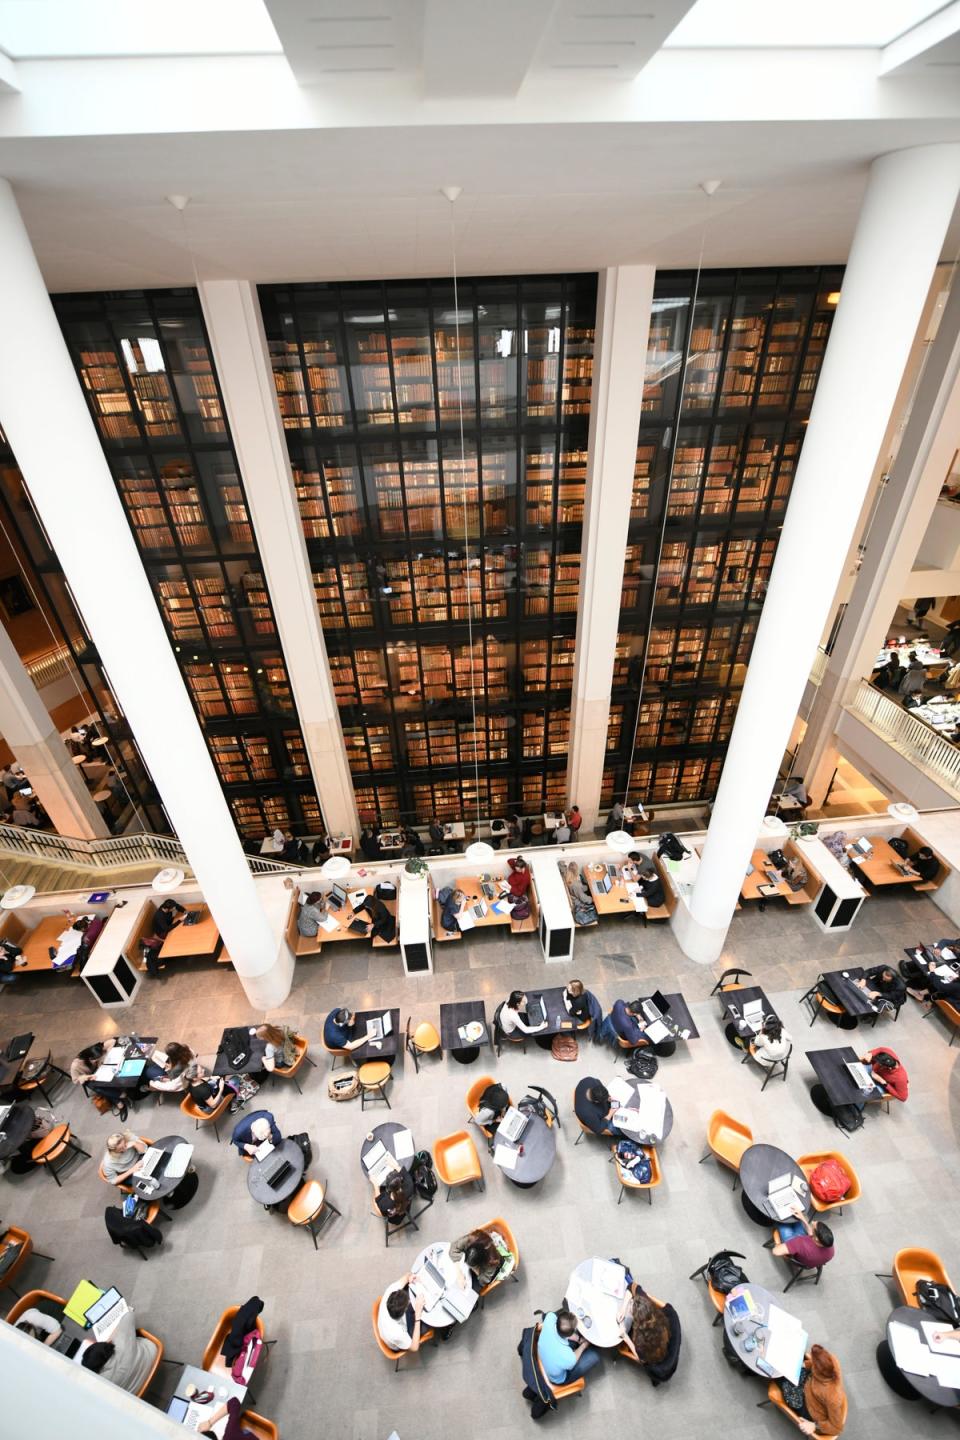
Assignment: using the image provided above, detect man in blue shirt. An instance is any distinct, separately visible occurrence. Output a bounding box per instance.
[600,997,648,1048]
[230,1108,281,1156]
[538,1308,600,1386]
[323,1007,366,1053]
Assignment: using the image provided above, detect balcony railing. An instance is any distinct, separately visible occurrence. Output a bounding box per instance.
[0,824,296,888]
[24,640,83,690]
[809,647,828,688]
[846,680,960,796]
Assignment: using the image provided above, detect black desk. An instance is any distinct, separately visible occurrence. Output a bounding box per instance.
[129,1132,192,1201]
[360,1121,415,1175]
[439,1002,488,1063]
[492,1112,556,1187]
[738,1143,809,1225]
[819,968,880,1019]
[885,1305,960,1408]
[0,1100,34,1159]
[807,1046,883,1108]
[641,991,700,1041]
[213,1027,266,1076]
[247,1137,304,1206]
[0,1033,34,1091]
[352,1009,401,1063]
[720,986,778,1031]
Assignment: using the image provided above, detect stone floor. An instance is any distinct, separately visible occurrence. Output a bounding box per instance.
[2,885,959,1440]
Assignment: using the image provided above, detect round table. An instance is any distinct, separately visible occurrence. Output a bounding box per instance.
[247,1137,305,1206]
[723,1283,789,1377]
[131,1133,193,1201]
[565,1258,630,1346]
[885,1305,960,1408]
[495,1113,557,1187]
[610,1077,674,1143]
[738,1143,809,1226]
[360,1122,415,1175]
[0,1101,35,1159]
[410,1241,472,1329]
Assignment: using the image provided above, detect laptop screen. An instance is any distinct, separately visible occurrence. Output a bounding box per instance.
[85,1285,122,1325]
[650,990,671,1014]
[167,1397,190,1422]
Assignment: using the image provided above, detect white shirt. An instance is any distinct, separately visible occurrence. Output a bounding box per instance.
[378,1283,414,1351]
[500,1003,542,1035]
[752,1028,792,1069]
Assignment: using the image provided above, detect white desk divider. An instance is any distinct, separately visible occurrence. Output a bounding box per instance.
[529,854,575,963]
[80,905,143,1008]
[399,870,432,975]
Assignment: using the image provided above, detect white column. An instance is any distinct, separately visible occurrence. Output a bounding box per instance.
[0,178,291,1008]
[797,275,960,802]
[198,279,360,842]
[675,143,960,964]
[566,265,655,831]
[0,621,109,838]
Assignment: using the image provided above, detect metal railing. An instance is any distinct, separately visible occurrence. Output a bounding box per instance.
[809,647,829,688]
[24,640,82,690]
[0,823,296,885]
[846,680,960,795]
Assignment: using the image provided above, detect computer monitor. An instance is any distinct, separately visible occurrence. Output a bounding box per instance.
[650,989,671,1015]
[329,884,347,907]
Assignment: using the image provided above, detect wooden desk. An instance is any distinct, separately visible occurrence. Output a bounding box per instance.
[847,837,920,887]
[584,862,638,917]
[318,896,397,946]
[20,916,73,972]
[158,906,222,962]
[740,849,811,906]
[455,876,514,930]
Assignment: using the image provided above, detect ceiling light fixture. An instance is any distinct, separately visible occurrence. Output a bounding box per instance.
[166,194,190,212]
[699,179,722,197]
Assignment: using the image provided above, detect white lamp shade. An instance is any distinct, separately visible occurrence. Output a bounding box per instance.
[761,816,789,836]
[1,883,35,909]
[320,855,351,880]
[465,840,495,863]
[152,867,185,893]
[887,801,918,820]
[607,829,635,854]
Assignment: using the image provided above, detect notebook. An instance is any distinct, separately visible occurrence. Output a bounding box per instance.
[498,1106,529,1143]
[65,1279,104,1327]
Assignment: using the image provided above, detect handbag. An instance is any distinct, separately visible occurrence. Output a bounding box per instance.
[625,1049,659,1080]
[706,1250,748,1295]
[327,1072,360,1102]
[551,1033,578,1062]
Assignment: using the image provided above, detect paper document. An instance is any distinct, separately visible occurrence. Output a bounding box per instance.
[613,1107,643,1132]
[456,910,476,932]
[922,1322,960,1357]
[494,1144,518,1170]
[590,1259,626,1298]
[934,964,957,980]
[319,912,339,933]
[890,1320,933,1376]
[93,1062,119,1081]
[393,1128,414,1162]
[362,1140,387,1171]
[165,1143,193,1179]
[632,1084,666,1138]
[644,1018,670,1045]
[608,1078,633,1106]
[765,1305,807,1384]
[929,1353,960,1388]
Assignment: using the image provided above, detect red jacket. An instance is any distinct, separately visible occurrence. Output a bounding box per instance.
[867,1046,908,1102]
[507,859,531,897]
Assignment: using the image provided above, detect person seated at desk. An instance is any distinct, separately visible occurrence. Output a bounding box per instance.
[538,1307,601,1386]
[903,943,960,1004]
[231,1109,281,1157]
[499,990,548,1037]
[375,1167,416,1224]
[323,1007,368,1053]
[184,1061,238,1112]
[71,1040,141,1117]
[146,1041,194,1093]
[378,1275,427,1354]
[436,886,465,934]
[450,1227,510,1291]
[474,1080,511,1141]
[782,775,810,809]
[601,997,649,1049]
[359,826,382,861]
[142,898,187,976]
[772,1210,835,1272]
[254,1023,298,1072]
[0,935,25,985]
[551,817,572,845]
[568,806,583,835]
[402,826,425,858]
[361,893,396,943]
[16,1308,62,1346]
[775,1342,846,1438]
[909,845,940,883]
[506,855,531,898]
[101,1130,149,1186]
[605,801,627,835]
[856,965,906,1015]
[574,1078,620,1137]
[563,864,598,926]
[859,1046,908,1104]
[81,1305,156,1394]
[297,890,328,938]
[563,978,596,1024]
[197,1399,259,1440]
[743,1016,792,1071]
[619,1288,682,1386]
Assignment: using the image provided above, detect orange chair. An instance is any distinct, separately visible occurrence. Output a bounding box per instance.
[611,1142,661,1205]
[478,1216,520,1303]
[6,1287,65,1326]
[760,1378,847,1437]
[433,1131,484,1200]
[532,1322,585,1403]
[180,1089,233,1141]
[699,1111,753,1190]
[689,1257,737,1328]
[135,1327,164,1399]
[934,998,960,1045]
[406,1018,442,1074]
[272,1034,315,1093]
[32,1124,90,1186]
[888,1248,953,1308]
[371,1296,435,1371]
[796,1152,862,1215]
[357,1061,392,1110]
[466,1075,501,1139]
[239,1414,279,1440]
[323,1038,352,1070]
[0,1227,54,1299]
[202,1307,268,1377]
[287,1178,341,1248]
[805,985,846,1026]
[710,968,753,996]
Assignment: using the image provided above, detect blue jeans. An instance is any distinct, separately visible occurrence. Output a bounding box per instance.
[566,1346,601,1382]
[599,1016,618,1047]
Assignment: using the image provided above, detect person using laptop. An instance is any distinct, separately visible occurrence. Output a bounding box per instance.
[909,844,940,884]
[746,1016,792,1071]
[474,1080,511,1141]
[574,1078,622,1137]
[538,1307,601,1386]
[563,864,598,926]
[498,990,548,1038]
[297,890,328,938]
[378,1275,427,1353]
[101,1130,149,1186]
[506,855,532,898]
[375,1167,416,1224]
[856,965,906,1015]
[450,1228,511,1291]
[73,1042,142,1118]
[80,1304,156,1394]
[231,1110,281,1157]
[775,1342,846,1438]
[859,1046,908,1104]
[600,997,649,1049]
[360,892,396,943]
[15,1307,63,1346]
[141,897,187,977]
[197,1398,259,1440]
[323,1008,368,1053]
[146,1041,195,1093]
[772,1208,835,1272]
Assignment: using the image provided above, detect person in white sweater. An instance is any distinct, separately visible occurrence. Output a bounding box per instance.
[749,1016,792,1070]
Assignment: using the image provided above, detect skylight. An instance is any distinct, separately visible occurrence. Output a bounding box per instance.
[664,0,950,49]
[0,0,282,59]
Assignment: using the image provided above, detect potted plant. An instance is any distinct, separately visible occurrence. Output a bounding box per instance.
[405,857,428,877]
[789,820,819,840]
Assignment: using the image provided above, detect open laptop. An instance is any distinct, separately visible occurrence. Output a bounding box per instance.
[366,1012,393,1041]
[851,837,873,860]
[167,1396,205,1431]
[329,883,347,909]
[414,1258,446,1309]
[5,1033,32,1062]
[441,1283,479,1322]
[498,1106,529,1144]
[845,1060,875,1091]
[767,1172,807,1220]
[641,990,671,1022]
[526,994,547,1027]
[134,1146,165,1179]
[84,1285,122,1327]
[596,873,612,894]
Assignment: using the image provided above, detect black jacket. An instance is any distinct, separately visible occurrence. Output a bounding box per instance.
[643,1303,682,1386]
[223,1296,265,1364]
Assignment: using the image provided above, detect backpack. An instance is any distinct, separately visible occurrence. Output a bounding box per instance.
[551,1033,578,1062]
[625,1049,659,1081]
[614,1139,652,1182]
[328,1071,360,1102]
[166,1168,199,1210]
[916,1282,960,1327]
[289,1132,313,1168]
[706,1250,748,1295]
[512,894,531,921]
[809,1158,850,1203]
[657,832,688,862]
[832,1102,865,1133]
[888,835,910,857]
[230,1331,263,1385]
[412,1150,438,1199]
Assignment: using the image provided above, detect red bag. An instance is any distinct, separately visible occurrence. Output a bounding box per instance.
[231,1331,262,1384]
[810,1159,849,1203]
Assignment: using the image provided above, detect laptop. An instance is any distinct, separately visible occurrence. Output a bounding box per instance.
[84,1285,122,1327]
[414,1258,446,1309]
[767,1172,807,1220]
[641,990,671,1022]
[472,900,488,919]
[167,1397,205,1431]
[596,873,612,894]
[348,918,369,934]
[117,1057,146,1080]
[845,1060,875,1091]
[366,1012,393,1041]
[498,1106,529,1144]
[5,1033,32,1062]
[135,1146,165,1179]
[329,883,347,908]
[265,1157,295,1190]
[526,994,547,1027]
[441,1284,479,1322]
[481,882,496,900]
[183,910,201,926]
[851,837,873,859]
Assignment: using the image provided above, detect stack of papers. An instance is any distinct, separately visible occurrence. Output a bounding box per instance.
[590,1259,626,1298]
[626,1084,666,1139]
[456,910,476,932]
[765,1304,807,1384]
[493,1144,518,1170]
[319,912,339,933]
[891,1321,960,1387]
[394,1128,414,1161]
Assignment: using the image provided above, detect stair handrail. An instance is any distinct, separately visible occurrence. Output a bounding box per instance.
[0,823,297,878]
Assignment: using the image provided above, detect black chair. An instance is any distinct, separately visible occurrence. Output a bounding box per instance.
[742,1042,792,1092]
[493,1002,526,1057]
[710,968,752,996]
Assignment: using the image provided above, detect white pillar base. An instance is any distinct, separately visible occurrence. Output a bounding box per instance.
[234,942,295,1010]
[669,898,727,966]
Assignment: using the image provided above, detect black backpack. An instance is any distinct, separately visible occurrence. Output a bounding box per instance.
[412,1150,438,1199]
[706,1249,748,1295]
[657,832,688,862]
[888,836,910,857]
[290,1132,313,1169]
[165,1168,199,1210]
[625,1049,659,1080]
[916,1282,960,1326]
[832,1103,865,1133]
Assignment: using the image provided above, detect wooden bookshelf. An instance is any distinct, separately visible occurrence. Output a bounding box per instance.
[313,563,373,629]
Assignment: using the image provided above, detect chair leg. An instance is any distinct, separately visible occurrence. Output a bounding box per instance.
[32,1251,55,1262]
[7,1282,19,1299]
[646,1189,652,1206]
[575,1130,584,1146]
[698,1150,711,1164]
[713,1312,722,1327]
[689,1263,707,1280]
[304,1055,316,1069]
